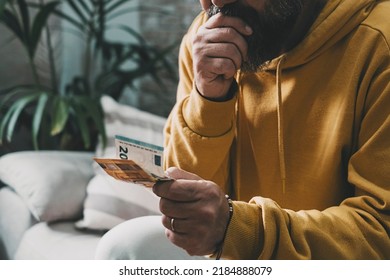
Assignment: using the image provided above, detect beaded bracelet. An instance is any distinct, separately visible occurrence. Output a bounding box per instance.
[215,194,234,260]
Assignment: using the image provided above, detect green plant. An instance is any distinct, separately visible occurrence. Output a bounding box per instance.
[0,0,177,151]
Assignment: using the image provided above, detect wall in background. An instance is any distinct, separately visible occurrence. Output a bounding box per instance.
[0,24,35,89]
[0,0,61,90]
[135,0,201,116]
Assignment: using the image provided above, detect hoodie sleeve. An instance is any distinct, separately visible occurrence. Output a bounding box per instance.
[164,12,237,190]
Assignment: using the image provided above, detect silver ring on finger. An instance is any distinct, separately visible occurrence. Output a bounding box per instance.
[170,217,176,232]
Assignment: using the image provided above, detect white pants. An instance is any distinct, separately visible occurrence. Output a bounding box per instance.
[95,215,208,260]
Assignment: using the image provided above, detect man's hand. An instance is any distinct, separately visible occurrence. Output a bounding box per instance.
[192,12,252,100]
[152,167,230,256]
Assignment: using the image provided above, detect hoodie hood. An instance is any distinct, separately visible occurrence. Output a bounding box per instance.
[267,0,377,70]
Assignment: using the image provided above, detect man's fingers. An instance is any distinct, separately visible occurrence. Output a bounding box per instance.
[153,168,202,200]
[165,167,202,180]
[153,179,201,201]
[158,197,198,218]
[196,44,241,73]
[205,13,252,36]
[195,28,248,65]
[161,215,199,234]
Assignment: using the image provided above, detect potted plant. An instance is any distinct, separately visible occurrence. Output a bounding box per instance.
[0,0,176,151]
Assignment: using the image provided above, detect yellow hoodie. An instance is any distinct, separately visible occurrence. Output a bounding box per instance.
[164,0,390,259]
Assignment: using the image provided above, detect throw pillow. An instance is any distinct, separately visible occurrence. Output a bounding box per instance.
[95,95,167,159]
[75,96,166,231]
[74,173,160,231]
[0,151,94,222]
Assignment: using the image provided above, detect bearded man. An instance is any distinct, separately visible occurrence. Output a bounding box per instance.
[96,0,390,259]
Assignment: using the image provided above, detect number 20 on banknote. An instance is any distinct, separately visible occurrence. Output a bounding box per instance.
[115,135,165,178]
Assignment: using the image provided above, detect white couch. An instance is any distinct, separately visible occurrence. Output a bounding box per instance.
[0,96,165,259]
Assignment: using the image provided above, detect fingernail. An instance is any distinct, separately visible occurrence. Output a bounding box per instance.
[165,167,175,177]
[245,25,253,34]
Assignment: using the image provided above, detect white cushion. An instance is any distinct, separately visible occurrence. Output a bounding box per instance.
[95,95,167,159]
[0,151,94,222]
[75,96,165,231]
[14,222,103,260]
[75,173,160,231]
[0,187,37,259]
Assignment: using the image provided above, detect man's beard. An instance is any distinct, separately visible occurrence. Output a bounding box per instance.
[208,1,303,72]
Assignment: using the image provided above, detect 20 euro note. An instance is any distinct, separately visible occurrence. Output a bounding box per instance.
[93,135,171,188]
[115,135,166,176]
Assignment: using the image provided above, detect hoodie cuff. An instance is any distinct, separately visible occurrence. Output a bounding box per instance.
[220,201,264,260]
[181,88,237,138]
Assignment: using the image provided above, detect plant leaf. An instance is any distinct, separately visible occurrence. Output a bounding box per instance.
[105,0,134,15]
[151,42,179,75]
[95,71,125,98]
[0,9,25,43]
[77,96,106,148]
[71,100,90,149]
[30,1,59,56]
[5,93,39,142]
[107,5,169,22]
[17,0,30,47]
[116,24,146,45]
[77,0,91,17]
[98,0,105,36]
[67,0,88,25]
[51,96,69,136]
[0,86,36,111]
[0,104,16,144]
[50,7,84,31]
[0,0,11,16]
[32,92,49,150]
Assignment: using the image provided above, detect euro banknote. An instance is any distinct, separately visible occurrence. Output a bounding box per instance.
[94,135,171,187]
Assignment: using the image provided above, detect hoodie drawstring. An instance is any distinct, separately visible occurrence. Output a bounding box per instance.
[276,55,287,194]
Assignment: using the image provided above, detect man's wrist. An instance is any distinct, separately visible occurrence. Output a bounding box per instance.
[214,194,234,260]
[196,81,238,102]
